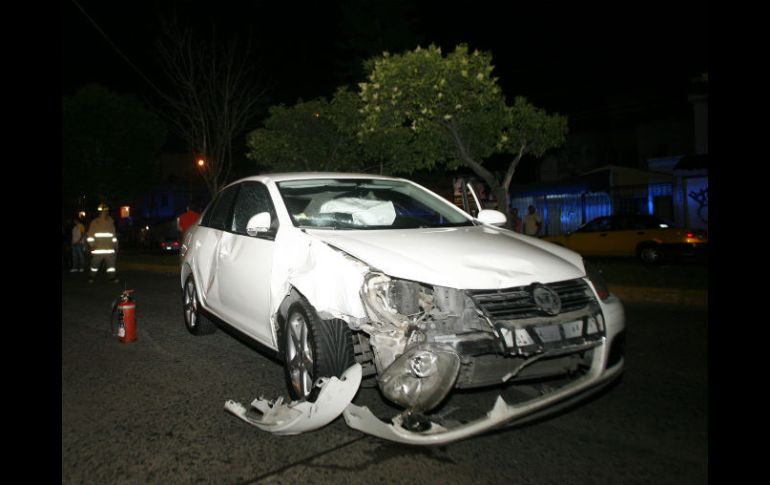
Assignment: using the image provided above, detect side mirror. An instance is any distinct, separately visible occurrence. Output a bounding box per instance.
[477,209,507,227]
[246,212,272,236]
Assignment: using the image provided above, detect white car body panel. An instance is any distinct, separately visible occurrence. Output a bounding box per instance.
[192,227,222,305]
[216,231,275,345]
[304,226,585,290]
[265,228,371,347]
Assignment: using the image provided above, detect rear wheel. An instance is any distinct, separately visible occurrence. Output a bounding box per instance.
[638,244,664,264]
[282,298,355,401]
[182,275,217,335]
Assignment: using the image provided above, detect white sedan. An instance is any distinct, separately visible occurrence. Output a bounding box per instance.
[180,173,625,445]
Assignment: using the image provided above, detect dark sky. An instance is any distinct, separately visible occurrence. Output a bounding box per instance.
[63,1,707,108]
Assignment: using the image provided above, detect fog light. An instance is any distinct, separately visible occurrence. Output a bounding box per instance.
[378,344,460,411]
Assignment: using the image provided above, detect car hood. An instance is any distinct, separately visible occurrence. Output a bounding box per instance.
[304,226,585,290]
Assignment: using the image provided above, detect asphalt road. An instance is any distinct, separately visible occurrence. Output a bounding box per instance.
[62,270,707,484]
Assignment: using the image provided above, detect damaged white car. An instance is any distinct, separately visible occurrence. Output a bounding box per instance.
[180,173,625,445]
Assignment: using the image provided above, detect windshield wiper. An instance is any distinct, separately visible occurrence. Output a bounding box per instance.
[299,225,337,230]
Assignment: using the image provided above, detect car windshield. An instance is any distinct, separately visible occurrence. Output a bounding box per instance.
[276,178,473,230]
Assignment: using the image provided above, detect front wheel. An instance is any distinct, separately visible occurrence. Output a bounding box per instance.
[282,298,355,401]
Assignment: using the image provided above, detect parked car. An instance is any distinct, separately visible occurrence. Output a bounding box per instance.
[180,173,625,445]
[543,214,707,264]
[160,236,180,253]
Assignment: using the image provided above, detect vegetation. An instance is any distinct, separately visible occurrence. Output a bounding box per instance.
[246,89,366,172]
[357,44,568,215]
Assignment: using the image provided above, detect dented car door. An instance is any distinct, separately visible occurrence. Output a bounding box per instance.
[216,182,278,346]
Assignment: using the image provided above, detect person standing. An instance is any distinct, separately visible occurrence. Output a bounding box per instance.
[177,205,201,240]
[70,216,87,272]
[86,205,118,283]
[523,204,542,237]
[510,207,523,233]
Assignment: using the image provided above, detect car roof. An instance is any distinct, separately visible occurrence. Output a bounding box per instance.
[226,172,407,187]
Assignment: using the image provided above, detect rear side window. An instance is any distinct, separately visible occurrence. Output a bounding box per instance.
[579,217,611,232]
[232,182,278,235]
[203,185,240,230]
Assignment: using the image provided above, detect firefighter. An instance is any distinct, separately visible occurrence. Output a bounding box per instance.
[86,204,119,283]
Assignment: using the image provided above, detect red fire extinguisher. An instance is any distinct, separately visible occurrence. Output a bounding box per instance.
[112,289,137,343]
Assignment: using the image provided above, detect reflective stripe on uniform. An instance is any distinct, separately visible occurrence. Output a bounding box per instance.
[106,268,116,272]
[86,237,95,242]
[91,249,116,254]
[94,232,114,238]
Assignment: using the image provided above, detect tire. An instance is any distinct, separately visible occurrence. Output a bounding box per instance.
[638,244,664,264]
[182,275,217,335]
[282,298,355,401]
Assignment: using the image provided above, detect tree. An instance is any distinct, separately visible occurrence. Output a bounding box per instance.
[246,88,367,172]
[63,84,167,209]
[358,44,568,217]
[157,19,267,196]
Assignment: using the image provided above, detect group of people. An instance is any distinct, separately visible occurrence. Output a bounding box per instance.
[67,203,201,283]
[68,205,118,283]
[510,205,543,236]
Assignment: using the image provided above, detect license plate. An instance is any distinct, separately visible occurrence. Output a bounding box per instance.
[534,324,561,343]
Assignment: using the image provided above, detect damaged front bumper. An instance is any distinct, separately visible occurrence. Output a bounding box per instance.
[224,364,362,435]
[342,347,623,445]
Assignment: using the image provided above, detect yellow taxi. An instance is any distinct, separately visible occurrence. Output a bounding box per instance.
[543,214,707,263]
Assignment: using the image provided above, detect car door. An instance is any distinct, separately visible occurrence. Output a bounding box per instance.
[612,215,648,257]
[194,184,239,314]
[216,181,279,346]
[564,217,614,256]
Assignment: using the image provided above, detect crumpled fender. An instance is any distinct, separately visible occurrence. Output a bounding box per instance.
[224,363,362,435]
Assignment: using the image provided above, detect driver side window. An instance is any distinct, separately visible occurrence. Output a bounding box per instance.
[231,182,278,236]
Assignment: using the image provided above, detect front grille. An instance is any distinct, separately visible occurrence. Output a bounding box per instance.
[468,278,595,321]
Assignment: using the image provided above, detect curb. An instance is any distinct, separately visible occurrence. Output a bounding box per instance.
[117,262,707,308]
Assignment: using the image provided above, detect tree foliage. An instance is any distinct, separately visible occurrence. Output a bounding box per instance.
[246,88,367,172]
[358,44,568,215]
[62,84,167,207]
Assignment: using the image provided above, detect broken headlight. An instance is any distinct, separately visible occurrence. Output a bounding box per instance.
[378,344,460,411]
[362,273,423,327]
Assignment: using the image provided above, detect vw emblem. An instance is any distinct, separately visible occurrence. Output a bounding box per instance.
[531,284,562,316]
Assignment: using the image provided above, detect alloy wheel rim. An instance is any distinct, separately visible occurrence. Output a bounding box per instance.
[184,280,197,328]
[286,313,314,399]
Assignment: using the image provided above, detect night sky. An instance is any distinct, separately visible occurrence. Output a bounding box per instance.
[63,0,708,119]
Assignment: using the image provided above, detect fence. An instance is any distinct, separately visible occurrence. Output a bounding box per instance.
[510,182,673,236]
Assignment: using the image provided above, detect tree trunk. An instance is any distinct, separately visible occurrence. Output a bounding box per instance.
[444,122,518,228]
